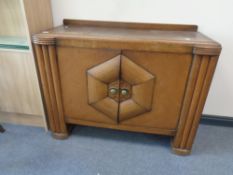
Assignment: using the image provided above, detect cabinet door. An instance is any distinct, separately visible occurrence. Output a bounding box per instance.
[57,47,121,124]
[118,51,192,130]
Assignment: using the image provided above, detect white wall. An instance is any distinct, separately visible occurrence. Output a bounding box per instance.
[51,0,233,117]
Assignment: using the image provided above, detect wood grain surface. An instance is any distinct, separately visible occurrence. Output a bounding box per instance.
[33,20,221,154]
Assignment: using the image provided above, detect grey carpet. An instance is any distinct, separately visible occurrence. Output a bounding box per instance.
[0,123,233,175]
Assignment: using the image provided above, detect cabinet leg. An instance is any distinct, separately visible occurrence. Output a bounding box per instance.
[171,141,191,155]
[51,131,69,140]
[171,130,195,156]
[51,125,75,140]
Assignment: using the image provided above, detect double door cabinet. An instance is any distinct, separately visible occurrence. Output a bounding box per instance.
[33,19,221,155]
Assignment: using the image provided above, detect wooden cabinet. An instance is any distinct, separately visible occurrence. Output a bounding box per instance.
[33,19,221,154]
[0,0,52,127]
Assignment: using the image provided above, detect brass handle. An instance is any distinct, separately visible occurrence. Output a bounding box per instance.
[121,89,129,96]
[109,88,129,96]
[109,88,118,95]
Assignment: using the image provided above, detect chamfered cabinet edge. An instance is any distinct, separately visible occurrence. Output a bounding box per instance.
[33,20,221,155]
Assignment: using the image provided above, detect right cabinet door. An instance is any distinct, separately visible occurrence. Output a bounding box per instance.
[118,50,192,130]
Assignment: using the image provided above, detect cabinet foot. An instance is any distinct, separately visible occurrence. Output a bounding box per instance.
[51,125,74,140]
[171,146,191,156]
[51,132,69,140]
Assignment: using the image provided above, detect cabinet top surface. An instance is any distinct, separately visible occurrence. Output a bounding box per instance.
[34,19,221,51]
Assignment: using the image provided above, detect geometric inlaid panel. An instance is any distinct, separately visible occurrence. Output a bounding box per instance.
[87,55,120,121]
[87,54,155,123]
[119,56,155,121]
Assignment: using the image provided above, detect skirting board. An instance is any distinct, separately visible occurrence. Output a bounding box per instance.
[201,114,233,127]
[0,111,45,127]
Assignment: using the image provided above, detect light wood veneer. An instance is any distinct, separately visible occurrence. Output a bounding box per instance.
[33,19,221,155]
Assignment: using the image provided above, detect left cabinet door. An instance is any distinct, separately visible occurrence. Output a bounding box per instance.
[0,51,44,116]
[57,47,121,124]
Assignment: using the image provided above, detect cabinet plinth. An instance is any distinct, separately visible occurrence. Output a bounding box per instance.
[33,19,221,155]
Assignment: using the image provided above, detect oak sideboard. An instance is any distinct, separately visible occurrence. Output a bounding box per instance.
[33,19,221,155]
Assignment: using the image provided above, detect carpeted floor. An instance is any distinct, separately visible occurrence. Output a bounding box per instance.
[0,123,233,175]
